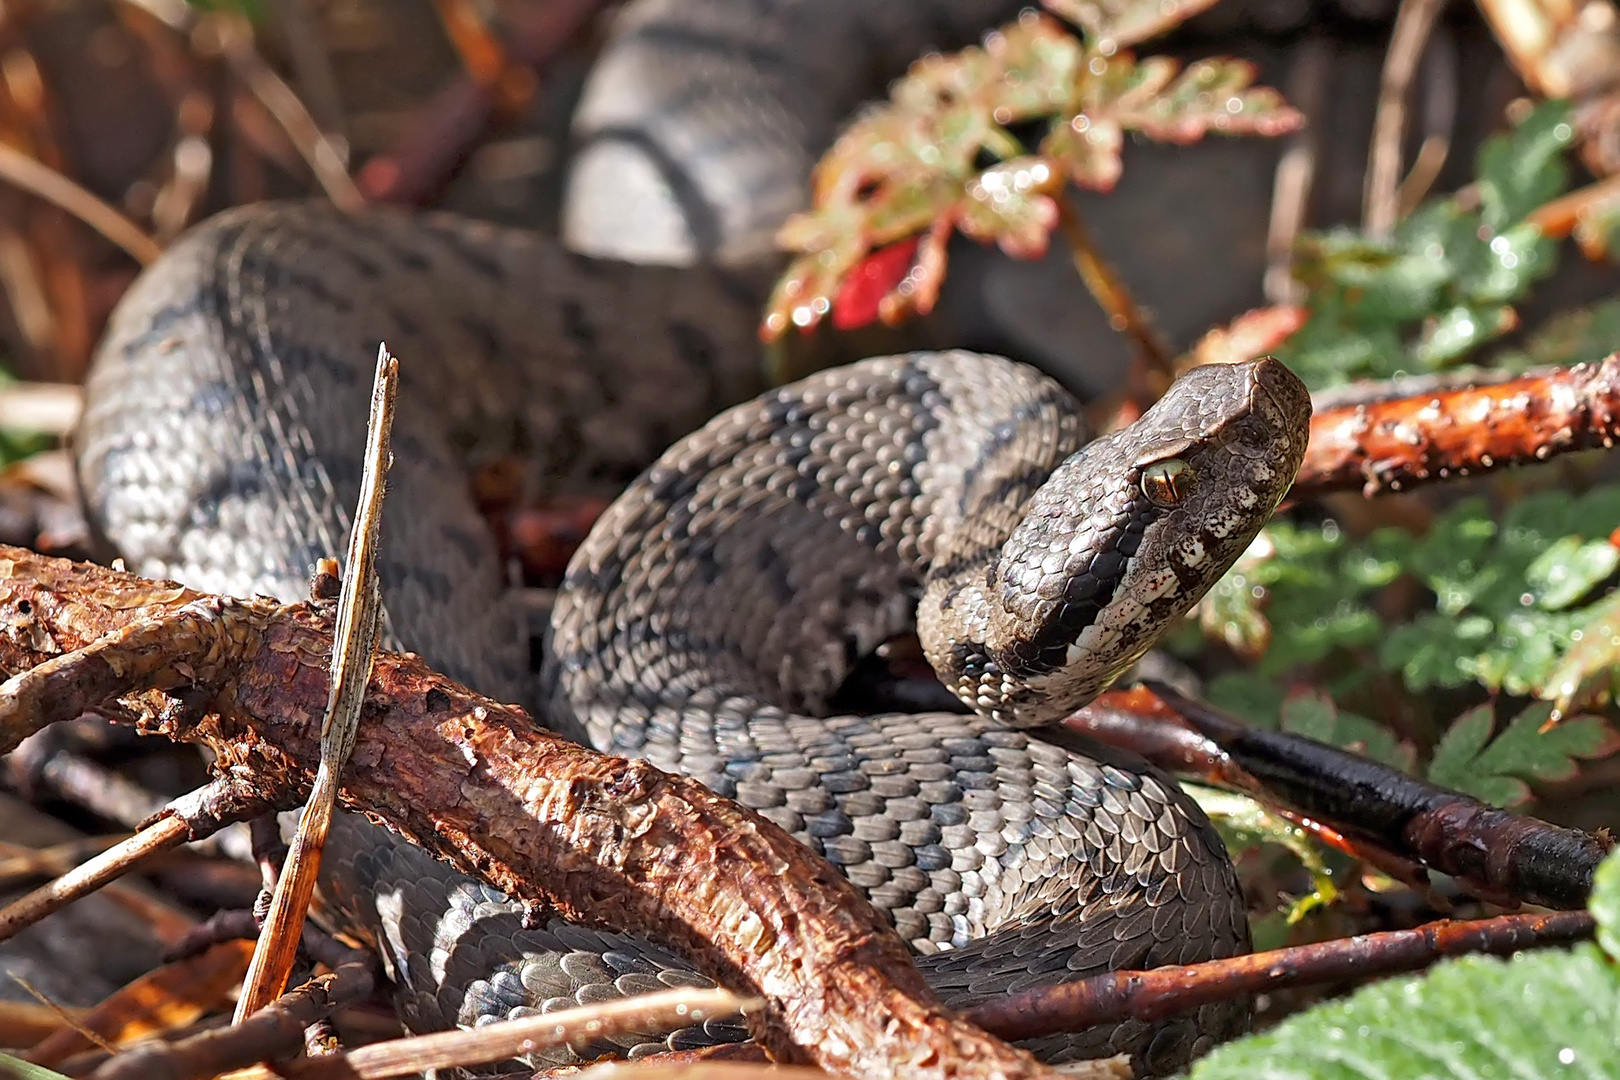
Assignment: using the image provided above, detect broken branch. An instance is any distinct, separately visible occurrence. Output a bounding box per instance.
[0,546,1058,1080]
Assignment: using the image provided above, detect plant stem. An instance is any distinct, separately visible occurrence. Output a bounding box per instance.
[1054,194,1176,404]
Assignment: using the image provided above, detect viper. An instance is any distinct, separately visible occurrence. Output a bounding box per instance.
[72,0,1313,1073]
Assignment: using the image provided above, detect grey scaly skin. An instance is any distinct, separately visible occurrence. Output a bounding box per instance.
[78,217,1309,1070]
[74,5,1311,1067]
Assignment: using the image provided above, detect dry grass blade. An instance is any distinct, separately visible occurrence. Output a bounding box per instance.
[1363,0,1447,236]
[203,14,363,211]
[281,989,758,1079]
[0,818,187,944]
[233,346,398,1021]
[0,383,83,436]
[24,940,255,1066]
[0,142,162,266]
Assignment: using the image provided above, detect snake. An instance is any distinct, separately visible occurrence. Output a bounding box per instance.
[70,0,1314,1073]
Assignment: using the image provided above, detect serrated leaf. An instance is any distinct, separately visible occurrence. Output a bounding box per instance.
[1526,536,1620,611]
[1545,588,1620,712]
[1478,100,1575,229]
[1043,53,1298,191]
[1186,944,1620,1080]
[1593,848,1620,963]
[1378,612,1493,691]
[1181,304,1309,367]
[1043,0,1225,48]
[1278,100,1575,388]
[958,157,1061,257]
[764,12,1298,340]
[1280,691,1415,771]
[1425,702,1620,807]
[1411,303,1517,367]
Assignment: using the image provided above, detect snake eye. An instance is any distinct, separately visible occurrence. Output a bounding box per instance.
[1141,459,1192,507]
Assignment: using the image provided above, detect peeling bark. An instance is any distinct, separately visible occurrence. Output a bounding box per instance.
[0,546,1059,1080]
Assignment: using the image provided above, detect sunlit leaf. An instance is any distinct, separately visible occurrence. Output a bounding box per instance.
[1426,702,1619,807]
[1042,0,1226,48]
[1188,944,1620,1079]
[1280,691,1415,772]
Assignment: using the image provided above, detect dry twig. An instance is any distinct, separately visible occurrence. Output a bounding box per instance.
[0,547,1060,1080]
[0,141,161,266]
[1096,682,1612,910]
[1293,355,1620,501]
[963,909,1595,1041]
[91,942,376,1080]
[283,989,755,1080]
[24,940,255,1067]
[1364,0,1448,236]
[234,346,396,1021]
[0,779,272,946]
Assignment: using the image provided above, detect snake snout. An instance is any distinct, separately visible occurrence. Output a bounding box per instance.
[1246,356,1313,443]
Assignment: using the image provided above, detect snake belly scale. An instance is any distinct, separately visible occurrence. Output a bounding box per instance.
[75,203,1310,1073]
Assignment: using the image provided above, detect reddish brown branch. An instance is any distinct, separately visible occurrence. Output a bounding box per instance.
[1293,357,1620,501]
[1070,684,1611,911]
[0,546,1056,1080]
[962,909,1595,1042]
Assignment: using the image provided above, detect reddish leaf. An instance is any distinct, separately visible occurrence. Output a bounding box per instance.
[1184,305,1310,367]
[833,237,922,331]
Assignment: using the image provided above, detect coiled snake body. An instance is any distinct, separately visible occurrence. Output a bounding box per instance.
[74,2,1312,1072]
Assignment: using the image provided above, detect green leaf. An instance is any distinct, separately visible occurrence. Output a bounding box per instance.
[1477,100,1575,229]
[1278,100,1575,388]
[1502,298,1620,372]
[1526,536,1620,611]
[1410,303,1516,367]
[1280,691,1414,771]
[1185,944,1620,1080]
[1594,847,1620,964]
[1425,702,1620,807]
[1043,0,1226,48]
[1545,588,1620,711]
[1189,783,1339,926]
[0,1054,74,1080]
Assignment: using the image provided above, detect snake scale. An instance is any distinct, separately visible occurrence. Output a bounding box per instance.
[72,0,1313,1073]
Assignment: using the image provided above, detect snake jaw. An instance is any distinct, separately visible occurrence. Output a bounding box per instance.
[934,357,1312,728]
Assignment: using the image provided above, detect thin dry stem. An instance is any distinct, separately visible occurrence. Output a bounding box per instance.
[284,989,756,1080]
[0,382,84,436]
[236,347,396,1021]
[1364,0,1448,236]
[1395,28,1456,215]
[0,141,162,265]
[205,14,363,211]
[0,821,184,943]
[1055,194,1175,404]
[0,834,124,886]
[1265,39,1329,305]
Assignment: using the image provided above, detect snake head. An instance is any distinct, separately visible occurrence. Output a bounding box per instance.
[933,357,1312,727]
